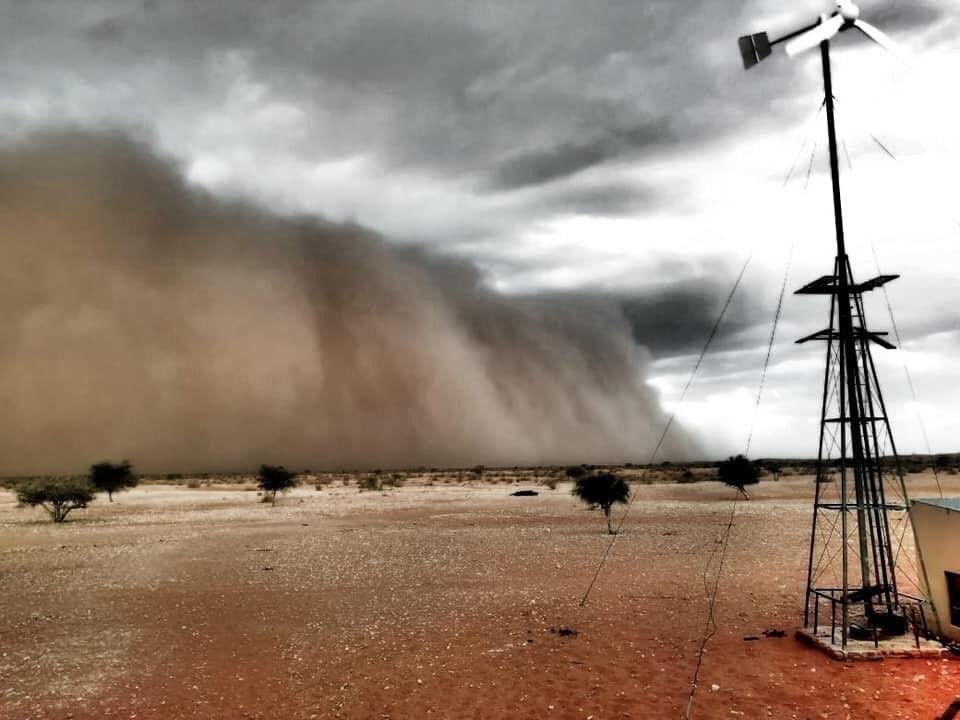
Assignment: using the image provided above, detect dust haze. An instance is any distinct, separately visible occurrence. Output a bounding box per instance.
[0,131,690,475]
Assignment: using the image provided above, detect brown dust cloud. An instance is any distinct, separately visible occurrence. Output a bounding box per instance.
[0,131,690,475]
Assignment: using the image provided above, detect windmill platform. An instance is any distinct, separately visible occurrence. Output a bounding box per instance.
[796,627,948,661]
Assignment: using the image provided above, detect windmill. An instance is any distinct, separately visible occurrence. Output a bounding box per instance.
[737,2,935,651]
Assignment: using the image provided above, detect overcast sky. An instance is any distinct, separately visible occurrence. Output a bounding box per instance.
[3,0,960,458]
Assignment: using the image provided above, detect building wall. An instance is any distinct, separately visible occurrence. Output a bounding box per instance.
[912,502,960,641]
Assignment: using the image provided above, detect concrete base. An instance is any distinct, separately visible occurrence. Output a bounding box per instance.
[796,626,948,661]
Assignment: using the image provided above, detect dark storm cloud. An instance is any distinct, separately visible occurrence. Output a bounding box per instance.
[1,0,949,191]
[492,139,613,190]
[621,283,765,358]
[867,0,950,34]
[534,180,662,218]
[0,1,751,200]
[490,120,672,190]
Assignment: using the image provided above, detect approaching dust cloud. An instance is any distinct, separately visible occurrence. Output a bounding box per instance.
[0,131,689,475]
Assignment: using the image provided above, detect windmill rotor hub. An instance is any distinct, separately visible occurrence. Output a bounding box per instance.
[837,0,860,23]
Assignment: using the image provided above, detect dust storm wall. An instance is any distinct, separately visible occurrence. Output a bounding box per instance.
[0,131,689,474]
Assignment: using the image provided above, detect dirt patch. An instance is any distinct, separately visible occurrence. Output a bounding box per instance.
[1,475,958,719]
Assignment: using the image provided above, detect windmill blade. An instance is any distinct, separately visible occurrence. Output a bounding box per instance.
[853,20,909,64]
[784,14,845,57]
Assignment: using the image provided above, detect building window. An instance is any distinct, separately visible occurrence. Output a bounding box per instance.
[947,571,960,627]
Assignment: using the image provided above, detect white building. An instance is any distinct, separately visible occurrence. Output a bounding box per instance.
[912,497,960,641]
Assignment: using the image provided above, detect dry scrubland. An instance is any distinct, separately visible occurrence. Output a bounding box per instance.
[1,470,958,720]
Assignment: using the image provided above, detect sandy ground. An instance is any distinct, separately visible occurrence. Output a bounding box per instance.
[1,474,958,720]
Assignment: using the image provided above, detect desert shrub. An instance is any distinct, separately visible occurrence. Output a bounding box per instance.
[17,477,95,523]
[542,475,559,490]
[257,465,298,504]
[358,474,382,491]
[717,455,759,499]
[89,460,137,502]
[565,466,587,480]
[572,472,631,534]
[165,473,183,481]
[383,473,405,488]
[678,468,697,484]
[762,461,782,481]
[186,478,201,489]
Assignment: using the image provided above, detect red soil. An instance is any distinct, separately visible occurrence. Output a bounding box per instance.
[1,476,957,719]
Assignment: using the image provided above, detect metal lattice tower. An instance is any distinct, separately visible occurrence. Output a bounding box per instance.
[797,40,922,647]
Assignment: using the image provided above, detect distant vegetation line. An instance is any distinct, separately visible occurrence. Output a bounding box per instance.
[2,452,957,488]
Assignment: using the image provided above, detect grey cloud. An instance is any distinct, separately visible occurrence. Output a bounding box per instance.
[3,0,949,187]
[866,0,949,34]
[0,2,745,204]
[492,139,613,190]
[534,180,661,218]
[490,120,672,190]
[621,283,765,358]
